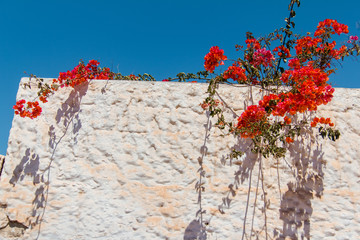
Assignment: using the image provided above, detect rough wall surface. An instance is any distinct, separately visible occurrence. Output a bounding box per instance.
[0,78,359,240]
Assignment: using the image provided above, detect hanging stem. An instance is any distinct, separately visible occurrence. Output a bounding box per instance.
[241,167,253,240]
[277,157,282,200]
[250,162,261,239]
[259,157,268,240]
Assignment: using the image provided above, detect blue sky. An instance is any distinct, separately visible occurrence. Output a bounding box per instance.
[0,0,359,154]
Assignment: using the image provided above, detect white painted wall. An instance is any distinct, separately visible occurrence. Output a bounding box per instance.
[0,78,359,239]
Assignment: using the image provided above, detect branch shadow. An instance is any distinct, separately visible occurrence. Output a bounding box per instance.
[276,132,324,240]
[7,82,88,239]
[32,82,88,239]
[184,112,212,240]
[217,135,261,240]
[183,105,259,240]
[9,148,41,186]
[218,138,258,214]
[0,155,5,178]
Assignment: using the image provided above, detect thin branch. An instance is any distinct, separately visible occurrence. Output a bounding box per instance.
[259,157,268,240]
[250,162,261,240]
[215,90,239,118]
[277,157,282,200]
[241,166,254,240]
[275,1,296,73]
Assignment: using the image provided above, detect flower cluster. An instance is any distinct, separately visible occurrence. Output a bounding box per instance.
[203,19,355,144]
[53,60,112,88]
[200,99,222,110]
[348,35,359,43]
[273,45,291,58]
[236,105,267,138]
[314,19,349,36]
[252,48,275,67]
[245,38,261,50]
[293,21,349,69]
[14,60,113,119]
[128,74,140,80]
[295,36,322,56]
[257,63,335,127]
[204,46,227,73]
[222,63,247,82]
[311,117,334,127]
[13,100,42,119]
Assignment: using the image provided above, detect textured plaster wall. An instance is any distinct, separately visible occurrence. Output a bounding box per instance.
[0,78,359,239]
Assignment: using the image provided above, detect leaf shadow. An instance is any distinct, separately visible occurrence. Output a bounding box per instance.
[276,132,324,240]
[33,82,88,239]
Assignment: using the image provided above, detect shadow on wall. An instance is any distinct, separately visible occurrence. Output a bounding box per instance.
[0,155,5,178]
[184,96,260,239]
[183,107,258,239]
[183,102,326,239]
[276,132,324,240]
[9,148,41,186]
[6,82,88,238]
[184,219,207,240]
[183,112,213,240]
[218,136,258,214]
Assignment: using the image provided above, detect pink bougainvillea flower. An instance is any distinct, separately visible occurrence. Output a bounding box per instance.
[348,35,359,43]
[252,48,275,67]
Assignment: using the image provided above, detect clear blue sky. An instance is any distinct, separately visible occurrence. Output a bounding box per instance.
[1,0,359,154]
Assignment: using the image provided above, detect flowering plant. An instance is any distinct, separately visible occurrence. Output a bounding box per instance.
[198,14,360,159]
[13,60,157,119]
[187,2,360,237]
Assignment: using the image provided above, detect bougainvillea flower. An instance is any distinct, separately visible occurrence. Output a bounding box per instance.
[204,46,227,73]
[252,48,275,67]
[245,38,261,50]
[223,63,247,82]
[13,100,42,119]
[273,45,291,58]
[236,105,267,138]
[315,19,349,36]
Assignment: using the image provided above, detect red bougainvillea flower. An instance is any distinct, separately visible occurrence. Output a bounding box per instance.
[286,137,294,143]
[52,60,112,88]
[284,116,292,125]
[128,74,139,80]
[13,100,42,119]
[288,58,301,69]
[295,36,322,56]
[252,48,275,67]
[204,46,227,73]
[15,60,114,119]
[236,105,267,138]
[311,117,334,127]
[223,62,247,82]
[245,38,261,50]
[315,19,349,37]
[259,63,335,119]
[273,45,291,58]
[315,41,347,62]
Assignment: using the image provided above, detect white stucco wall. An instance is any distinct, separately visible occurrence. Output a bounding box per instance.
[0,78,359,239]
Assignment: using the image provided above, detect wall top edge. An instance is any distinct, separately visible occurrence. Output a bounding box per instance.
[19,77,360,90]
